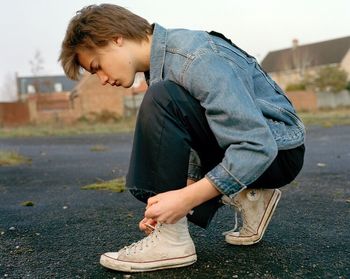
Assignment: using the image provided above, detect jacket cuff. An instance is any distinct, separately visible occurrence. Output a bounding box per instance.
[206,163,246,197]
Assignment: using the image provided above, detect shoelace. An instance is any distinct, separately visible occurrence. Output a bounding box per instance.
[121,224,162,255]
[221,197,239,236]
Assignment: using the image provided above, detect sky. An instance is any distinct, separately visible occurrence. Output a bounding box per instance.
[0,0,349,100]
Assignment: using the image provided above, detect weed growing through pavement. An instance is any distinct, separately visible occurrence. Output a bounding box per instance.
[20,201,35,207]
[81,177,126,192]
[90,145,108,152]
[0,150,31,166]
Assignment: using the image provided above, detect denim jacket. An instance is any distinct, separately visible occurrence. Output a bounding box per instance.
[149,23,305,197]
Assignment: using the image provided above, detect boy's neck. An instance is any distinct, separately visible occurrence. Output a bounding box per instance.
[137,34,152,73]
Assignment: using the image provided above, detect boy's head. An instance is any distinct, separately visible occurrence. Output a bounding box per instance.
[59,4,152,80]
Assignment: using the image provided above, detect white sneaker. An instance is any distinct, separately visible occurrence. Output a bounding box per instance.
[100,217,197,272]
[223,188,281,245]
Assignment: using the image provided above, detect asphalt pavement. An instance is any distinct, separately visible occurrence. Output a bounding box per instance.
[0,125,349,279]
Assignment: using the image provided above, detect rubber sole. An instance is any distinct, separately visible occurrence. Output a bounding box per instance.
[100,253,197,273]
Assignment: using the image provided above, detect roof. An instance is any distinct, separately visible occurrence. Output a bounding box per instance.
[261,36,350,73]
[17,75,77,94]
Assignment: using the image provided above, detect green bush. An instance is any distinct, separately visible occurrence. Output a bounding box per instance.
[346,81,350,92]
[313,66,348,93]
[285,83,306,91]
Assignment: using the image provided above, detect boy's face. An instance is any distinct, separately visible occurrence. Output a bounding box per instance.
[77,38,137,88]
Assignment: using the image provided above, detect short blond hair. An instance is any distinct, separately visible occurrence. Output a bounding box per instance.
[59,4,152,80]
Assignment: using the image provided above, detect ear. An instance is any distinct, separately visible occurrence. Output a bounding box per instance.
[113,36,124,47]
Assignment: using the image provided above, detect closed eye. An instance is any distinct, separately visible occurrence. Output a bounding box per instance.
[89,62,100,74]
[91,66,99,74]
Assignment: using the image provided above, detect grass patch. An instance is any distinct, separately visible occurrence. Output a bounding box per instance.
[90,145,108,152]
[81,177,126,192]
[0,117,136,138]
[20,201,34,207]
[1,109,349,139]
[0,151,31,166]
[299,108,350,127]
[13,247,34,255]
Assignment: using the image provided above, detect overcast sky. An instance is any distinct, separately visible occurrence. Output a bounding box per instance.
[0,0,349,100]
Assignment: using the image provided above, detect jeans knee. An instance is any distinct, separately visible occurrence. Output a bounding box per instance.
[139,81,170,115]
[147,80,189,104]
[139,81,184,119]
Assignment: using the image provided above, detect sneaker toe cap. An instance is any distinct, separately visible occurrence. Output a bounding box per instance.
[101,252,120,261]
[100,252,133,272]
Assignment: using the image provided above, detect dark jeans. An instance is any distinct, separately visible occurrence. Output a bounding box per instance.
[126,81,305,228]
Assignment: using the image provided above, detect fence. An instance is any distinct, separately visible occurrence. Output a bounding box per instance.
[286,90,350,111]
[0,102,31,127]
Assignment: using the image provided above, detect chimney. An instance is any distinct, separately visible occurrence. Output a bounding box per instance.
[292,38,299,50]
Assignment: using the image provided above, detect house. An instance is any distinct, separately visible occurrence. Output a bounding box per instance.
[261,36,350,90]
[1,73,147,126]
[26,72,147,124]
[70,72,147,121]
[17,75,77,99]
[0,75,77,126]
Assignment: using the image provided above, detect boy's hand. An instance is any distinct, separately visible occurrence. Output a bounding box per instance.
[139,217,157,235]
[144,178,221,225]
[144,189,193,224]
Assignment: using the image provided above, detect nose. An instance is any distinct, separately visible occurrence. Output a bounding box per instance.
[96,71,109,86]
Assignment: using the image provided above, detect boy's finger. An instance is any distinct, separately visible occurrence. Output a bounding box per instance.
[144,206,157,219]
[139,222,146,231]
[147,196,159,208]
[139,217,157,230]
[139,217,150,231]
[148,219,157,226]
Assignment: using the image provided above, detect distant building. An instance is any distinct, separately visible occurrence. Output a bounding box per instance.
[71,72,146,117]
[17,75,77,99]
[1,73,147,126]
[261,36,350,90]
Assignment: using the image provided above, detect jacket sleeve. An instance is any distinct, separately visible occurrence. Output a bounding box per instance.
[181,52,278,197]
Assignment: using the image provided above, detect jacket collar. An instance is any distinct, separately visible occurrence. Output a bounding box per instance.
[149,23,167,85]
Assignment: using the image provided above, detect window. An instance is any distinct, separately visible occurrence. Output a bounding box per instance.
[54,83,63,92]
[27,84,36,94]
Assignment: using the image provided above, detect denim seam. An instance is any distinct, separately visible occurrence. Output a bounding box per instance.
[219,163,247,189]
[205,175,227,196]
[258,99,306,131]
[206,164,247,197]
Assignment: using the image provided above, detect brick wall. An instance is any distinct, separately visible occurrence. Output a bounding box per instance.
[286,90,318,111]
[73,74,126,118]
[0,102,31,126]
[28,92,71,112]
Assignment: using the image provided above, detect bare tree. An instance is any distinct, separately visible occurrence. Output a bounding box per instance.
[29,49,45,76]
[29,49,45,93]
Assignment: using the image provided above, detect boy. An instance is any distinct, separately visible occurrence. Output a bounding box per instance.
[59,4,305,273]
